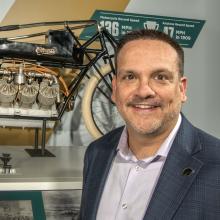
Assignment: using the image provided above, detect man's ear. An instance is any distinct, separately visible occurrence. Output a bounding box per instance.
[111,76,116,103]
[180,76,187,103]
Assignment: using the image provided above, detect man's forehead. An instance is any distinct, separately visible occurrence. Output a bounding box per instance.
[117,39,179,63]
[116,39,180,75]
[119,39,177,52]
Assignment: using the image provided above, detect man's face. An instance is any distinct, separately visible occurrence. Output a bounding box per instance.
[111,39,187,137]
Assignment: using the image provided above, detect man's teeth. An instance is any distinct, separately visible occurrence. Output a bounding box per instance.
[134,104,155,109]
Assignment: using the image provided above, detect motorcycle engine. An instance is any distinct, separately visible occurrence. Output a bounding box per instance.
[0,59,61,128]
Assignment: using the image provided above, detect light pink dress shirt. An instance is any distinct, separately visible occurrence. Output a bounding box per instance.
[96,114,182,220]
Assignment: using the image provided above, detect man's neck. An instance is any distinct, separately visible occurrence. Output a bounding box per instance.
[127,117,180,160]
[127,132,168,159]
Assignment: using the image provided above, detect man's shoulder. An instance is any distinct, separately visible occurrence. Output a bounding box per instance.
[193,126,220,162]
[197,126,220,147]
[177,114,220,162]
[182,114,220,146]
[86,126,124,154]
[196,127,220,144]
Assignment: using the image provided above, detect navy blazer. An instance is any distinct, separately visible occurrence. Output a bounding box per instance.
[79,115,220,220]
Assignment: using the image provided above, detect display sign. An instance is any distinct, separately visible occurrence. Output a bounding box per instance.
[80,10,205,48]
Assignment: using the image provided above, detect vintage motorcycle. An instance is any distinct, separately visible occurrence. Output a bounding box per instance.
[0,20,123,155]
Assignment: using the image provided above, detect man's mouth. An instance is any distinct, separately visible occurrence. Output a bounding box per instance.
[132,103,159,109]
[127,100,161,109]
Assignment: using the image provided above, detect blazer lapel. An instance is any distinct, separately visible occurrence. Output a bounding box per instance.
[143,116,204,220]
[85,128,123,220]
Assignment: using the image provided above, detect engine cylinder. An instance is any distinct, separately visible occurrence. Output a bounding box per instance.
[0,79,18,106]
[38,80,59,109]
[19,81,39,108]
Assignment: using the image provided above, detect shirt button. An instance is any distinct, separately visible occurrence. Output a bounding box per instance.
[122,203,128,209]
[135,166,140,171]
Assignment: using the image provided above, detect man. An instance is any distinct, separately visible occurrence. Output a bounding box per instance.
[79,29,220,220]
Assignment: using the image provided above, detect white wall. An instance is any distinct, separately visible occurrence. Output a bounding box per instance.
[0,0,15,22]
[126,0,220,138]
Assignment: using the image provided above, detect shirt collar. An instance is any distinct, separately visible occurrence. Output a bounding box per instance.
[117,114,182,163]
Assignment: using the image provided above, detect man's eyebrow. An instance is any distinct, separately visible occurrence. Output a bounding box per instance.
[117,68,176,78]
[151,68,172,74]
[117,69,136,75]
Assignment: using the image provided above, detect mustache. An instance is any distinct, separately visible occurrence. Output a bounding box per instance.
[127,97,162,107]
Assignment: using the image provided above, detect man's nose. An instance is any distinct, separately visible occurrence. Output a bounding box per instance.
[135,80,156,98]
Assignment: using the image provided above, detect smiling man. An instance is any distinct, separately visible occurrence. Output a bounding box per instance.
[112,37,187,159]
[79,29,220,220]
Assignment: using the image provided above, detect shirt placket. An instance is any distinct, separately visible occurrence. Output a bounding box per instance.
[115,163,143,220]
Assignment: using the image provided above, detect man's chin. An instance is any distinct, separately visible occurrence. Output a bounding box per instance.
[127,120,163,136]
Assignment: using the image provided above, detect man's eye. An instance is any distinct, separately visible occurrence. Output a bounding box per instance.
[155,74,167,81]
[123,74,135,80]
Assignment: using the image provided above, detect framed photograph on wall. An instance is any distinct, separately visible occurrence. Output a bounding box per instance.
[0,189,82,220]
[0,191,45,220]
[42,189,81,220]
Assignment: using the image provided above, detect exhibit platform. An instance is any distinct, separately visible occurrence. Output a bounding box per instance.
[0,145,86,191]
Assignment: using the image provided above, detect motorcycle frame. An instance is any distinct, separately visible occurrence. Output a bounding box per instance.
[0,20,117,156]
